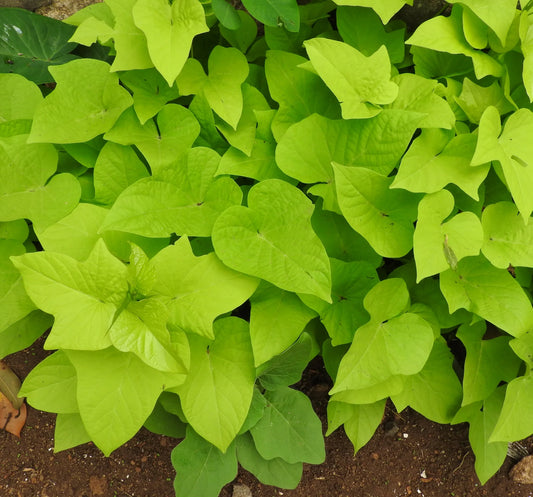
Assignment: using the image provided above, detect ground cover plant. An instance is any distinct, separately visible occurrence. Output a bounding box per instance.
[2,0,533,495]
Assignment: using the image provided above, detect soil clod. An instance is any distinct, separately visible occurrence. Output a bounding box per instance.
[510,455,533,484]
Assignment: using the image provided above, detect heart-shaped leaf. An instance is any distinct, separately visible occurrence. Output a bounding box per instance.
[176,317,255,452]
[212,179,332,302]
[334,164,420,258]
[28,59,132,144]
[132,0,209,86]
[304,39,398,119]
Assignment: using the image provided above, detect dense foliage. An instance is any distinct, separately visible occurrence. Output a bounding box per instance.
[2,0,533,494]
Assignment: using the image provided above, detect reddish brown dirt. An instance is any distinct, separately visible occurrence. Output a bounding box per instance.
[2,340,533,497]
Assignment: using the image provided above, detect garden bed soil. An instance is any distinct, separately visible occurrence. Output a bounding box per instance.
[2,338,533,497]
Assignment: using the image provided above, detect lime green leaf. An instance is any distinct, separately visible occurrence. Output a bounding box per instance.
[241,0,300,32]
[250,387,325,464]
[276,111,422,185]
[149,237,258,339]
[177,317,255,452]
[264,50,340,141]
[257,333,313,391]
[0,311,52,361]
[212,179,332,302]
[189,95,228,154]
[447,0,517,45]
[237,432,303,489]
[481,201,533,268]
[94,142,149,205]
[392,337,462,423]
[104,231,170,263]
[66,347,170,456]
[413,190,483,281]
[0,172,80,232]
[0,74,42,121]
[457,321,521,406]
[104,105,200,174]
[304,39,398,119]
[407,9,503,80]
[392,129,489,200]
[510,329,533,370]
[0,135,80,230]
[106,0,153,72]
[327,400,386,453]
[62,135,104,169]
[110,298,189,375]
[332,376,405,405]
[386,73,455,129]
[121,68,181,124]
[454,388,508,484]
[334,164,419,258]
[172,427,237,497]
[440,256,533,337]
[215,84,269,156]
[36,203,107,261]
[132,0,209,86]
[472,106,533,221]
[19,350,78,414]
[0,240,36,332]
[491,372,533,443]
[218,134,287,181]
[127,243,156,297]
[211,0,241,29]
[337,7,405,64]
[102,147,241,237]
[0,220,28,243]
[250,282,317,367]
[11,239,129,350]
[28,59,132,144]
[264,20,311,53]
[520,10,533,102]
[54,413,91,452]
[219,10,257,53]
[455,78,514,124]
[409,276,471,330]
[468,388,508,484]
[299,259,378,346]
[0,119,32,138]
[177,46,249,129]
[411,47,474,80]
[332,0,411,24]
[66,2,114,47]
[311,207,382,267]
[144,397,187,438]
[461,7,489,50]
[239,388,267,434]
[36,203,167,263]
[331,279,434,396]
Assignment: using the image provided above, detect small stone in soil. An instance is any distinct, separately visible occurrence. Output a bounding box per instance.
[232,483,252,497]
[510,455,533,483]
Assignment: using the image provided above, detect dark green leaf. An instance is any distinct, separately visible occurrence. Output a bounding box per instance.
[0,8,78,84]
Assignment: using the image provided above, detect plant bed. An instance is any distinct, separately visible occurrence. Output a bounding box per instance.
[2,1,533,497]
[2,339,533,497]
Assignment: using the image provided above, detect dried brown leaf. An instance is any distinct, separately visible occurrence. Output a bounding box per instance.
[0,392,27,437]
[0,361,23,409]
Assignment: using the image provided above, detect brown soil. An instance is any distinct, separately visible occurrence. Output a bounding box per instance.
[2,339,533,497]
